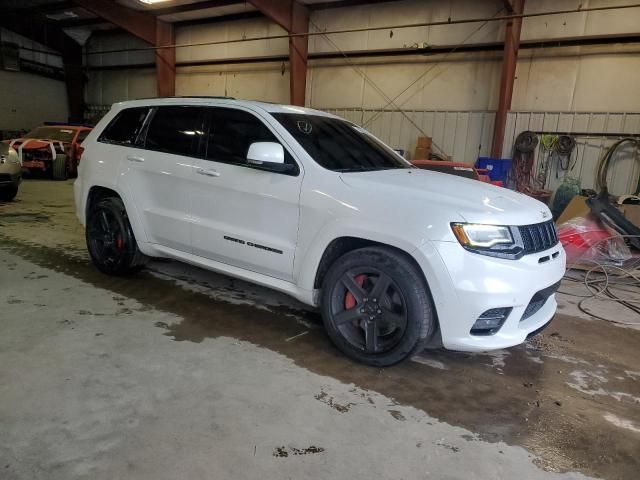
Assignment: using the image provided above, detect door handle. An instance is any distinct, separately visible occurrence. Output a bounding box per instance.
[127,155,145,163]
[196,167,221,177]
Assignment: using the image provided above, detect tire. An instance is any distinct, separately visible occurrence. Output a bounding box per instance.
[52,154,68,180]
[86,197,148,276]
[0,185,18,201]
[321,246,436,367]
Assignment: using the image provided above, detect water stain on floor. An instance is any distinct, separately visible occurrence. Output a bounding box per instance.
[0,212,50,224]
[2,237,639,480]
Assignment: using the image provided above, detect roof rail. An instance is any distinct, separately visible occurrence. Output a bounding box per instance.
[141,96,236,100]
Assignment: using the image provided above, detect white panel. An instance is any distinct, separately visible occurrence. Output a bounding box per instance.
[0,70,68,130]
[176,66,228,96]
[176,22,229,62]
[127,69,156,99]
[320,107,639,196]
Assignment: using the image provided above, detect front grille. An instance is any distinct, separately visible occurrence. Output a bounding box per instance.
[0,174,11,182]
[521,280,561,321]
[518,220,558,254]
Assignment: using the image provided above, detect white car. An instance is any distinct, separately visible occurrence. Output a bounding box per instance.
[74,97,566,366]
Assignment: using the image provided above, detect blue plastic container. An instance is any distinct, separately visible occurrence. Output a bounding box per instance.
[476,157,513,184]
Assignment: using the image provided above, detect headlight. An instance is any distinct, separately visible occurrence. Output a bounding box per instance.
[451,223,522,259]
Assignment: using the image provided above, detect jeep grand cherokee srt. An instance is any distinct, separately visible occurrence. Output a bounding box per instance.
[74,97,566,366]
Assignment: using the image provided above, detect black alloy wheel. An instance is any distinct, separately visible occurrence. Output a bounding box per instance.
[321,247,435,366]
[86,197,146,275]
[329,268,408,354]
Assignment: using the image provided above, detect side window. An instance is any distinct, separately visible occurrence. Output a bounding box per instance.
[98,107,149,145]
[145,106,204,157]
[205,108,298,174]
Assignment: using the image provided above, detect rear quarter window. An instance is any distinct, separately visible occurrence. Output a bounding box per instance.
[98,107,150,146]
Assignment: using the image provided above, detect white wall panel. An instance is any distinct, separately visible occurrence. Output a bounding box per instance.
[0,71,68,130]
[0,28,63,69]
[325,107,639,196]
[81,0,640,197]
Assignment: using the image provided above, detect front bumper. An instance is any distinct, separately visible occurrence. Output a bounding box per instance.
[415,240,566,352]
[0,172,21,187]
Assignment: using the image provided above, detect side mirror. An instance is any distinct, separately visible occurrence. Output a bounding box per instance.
[246,142,294,173]
[247,142,284,165]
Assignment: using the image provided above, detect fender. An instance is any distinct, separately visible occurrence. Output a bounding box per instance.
[294,218,452,316]
[84,181,153,256]
[296,217,418,282]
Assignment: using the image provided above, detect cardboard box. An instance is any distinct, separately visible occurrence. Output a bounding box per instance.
[414,147,430,160]
[556,196,589,225]
[417,136,432,148]
[618,203,640,227]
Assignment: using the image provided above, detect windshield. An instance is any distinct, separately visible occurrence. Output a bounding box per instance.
[272,113,411,172]
[25,126,76,143]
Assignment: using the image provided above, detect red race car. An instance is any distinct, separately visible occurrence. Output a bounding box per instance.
[4,124,92,180]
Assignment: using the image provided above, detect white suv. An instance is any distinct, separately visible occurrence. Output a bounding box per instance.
[75,97,566,366]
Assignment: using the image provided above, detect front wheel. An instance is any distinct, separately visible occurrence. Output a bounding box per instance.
[321,246,436,367]
[86,197,147,275]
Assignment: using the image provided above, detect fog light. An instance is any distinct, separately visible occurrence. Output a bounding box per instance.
[470,307,512,336]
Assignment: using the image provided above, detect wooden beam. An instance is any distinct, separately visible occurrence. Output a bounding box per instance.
[71,0,155,43]
[151,0,243,17]
[155,19,176,97]
[502,0,515,13]
[289,1,309,107]
[491,0,525,158]
[247,0,309,106]
[71,0,175,97]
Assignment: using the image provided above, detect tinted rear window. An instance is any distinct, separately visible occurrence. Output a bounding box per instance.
[99,107,149,145]
[145,106,204,157]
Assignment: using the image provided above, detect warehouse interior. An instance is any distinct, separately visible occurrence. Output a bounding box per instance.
[0,1,639,479]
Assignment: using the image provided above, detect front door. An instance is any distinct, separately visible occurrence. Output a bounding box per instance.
[190,107,302,281]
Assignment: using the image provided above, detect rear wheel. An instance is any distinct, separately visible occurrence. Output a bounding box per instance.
[321,246,435,366]
[52,154,68,180]
[86,197,147,275]
[0,185,18,201]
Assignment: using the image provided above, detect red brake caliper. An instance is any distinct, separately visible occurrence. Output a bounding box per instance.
[116,236,124,250]
[345,274,366,310]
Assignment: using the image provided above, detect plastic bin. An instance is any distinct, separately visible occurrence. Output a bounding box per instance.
[476,157,512,184]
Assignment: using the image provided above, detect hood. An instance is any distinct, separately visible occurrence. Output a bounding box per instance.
[339,168,551,226]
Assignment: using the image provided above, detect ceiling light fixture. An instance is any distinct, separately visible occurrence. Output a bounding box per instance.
[138,0,172,4]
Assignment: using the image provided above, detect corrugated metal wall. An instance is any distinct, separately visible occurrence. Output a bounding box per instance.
[85,102,639,195]
[323,108,640,195]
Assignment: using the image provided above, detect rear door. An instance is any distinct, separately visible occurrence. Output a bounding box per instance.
[117,105,205,253]
[190,107,303,281]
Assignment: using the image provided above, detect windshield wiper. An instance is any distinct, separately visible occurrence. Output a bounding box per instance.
[335,165,386,172]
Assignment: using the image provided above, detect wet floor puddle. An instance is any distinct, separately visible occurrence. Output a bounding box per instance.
[2,236,639,480]
[0,212,50,224]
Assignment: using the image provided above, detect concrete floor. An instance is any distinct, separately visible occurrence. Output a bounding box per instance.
[0,180,638,480]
